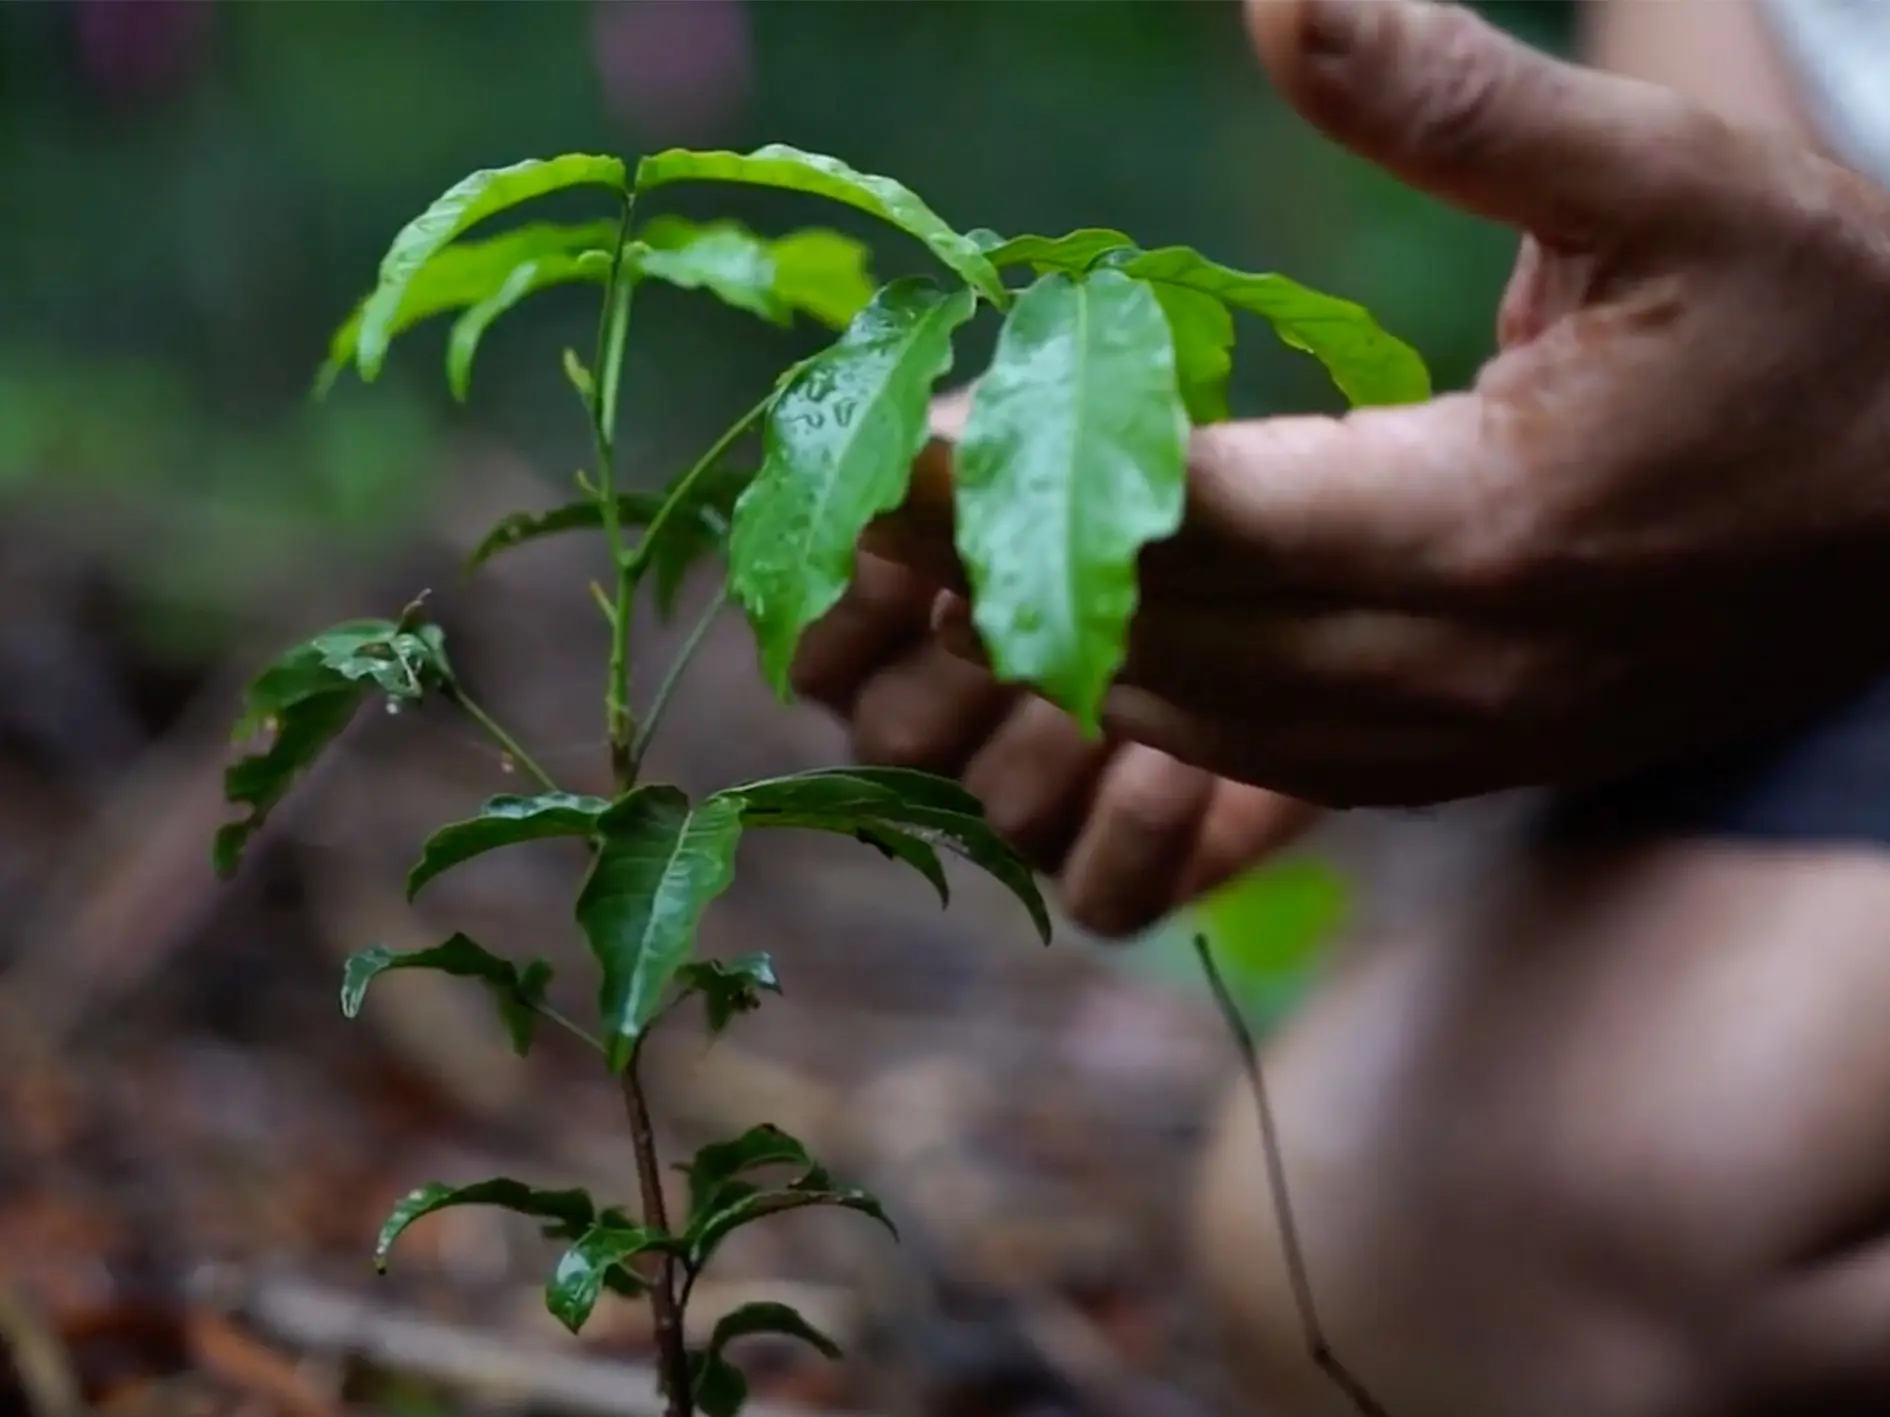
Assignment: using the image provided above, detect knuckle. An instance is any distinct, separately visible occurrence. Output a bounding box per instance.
[1102,773,1198,843]
[1062,880,1151,941]
[1397,6,1512,169]
[982,783,1061,850]
[851,710,949,771]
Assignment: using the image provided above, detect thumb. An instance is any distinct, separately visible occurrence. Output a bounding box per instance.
[1245,0,1731,242]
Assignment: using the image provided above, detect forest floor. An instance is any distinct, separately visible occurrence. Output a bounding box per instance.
[0,442,1329,1417]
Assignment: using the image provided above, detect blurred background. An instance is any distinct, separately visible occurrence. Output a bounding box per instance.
[0,3,1571,1416]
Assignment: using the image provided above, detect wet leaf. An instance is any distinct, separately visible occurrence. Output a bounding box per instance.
[405,792,608,899]
[341,934,553,1056]
[955,269,1189,734]
[727,277,975,694]
[215,619,452,878]
[575,787,744,1071]
[635,144,1005,305]
[723,768,1047,940]
[675,954,781,1035]
[376,1178,596,1272]
[686,1165,895,1270]
[681,1124,813,1219]
[356,155,627,380]
[546,1221,666,1333]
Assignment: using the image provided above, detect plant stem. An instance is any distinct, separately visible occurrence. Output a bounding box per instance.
[620,1042,692,1417]
[1193,935,1389,1417]
[628,587,728,776]
[448,686,561,795]
[588,192,640,788]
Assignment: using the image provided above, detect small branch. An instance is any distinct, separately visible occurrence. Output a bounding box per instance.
[1192,935,1389,1417]
[620,1042,693,1417]
[587,192,640,784]
[0,1284,83,1417]
[446,686,561,795]
[630,587,728,774]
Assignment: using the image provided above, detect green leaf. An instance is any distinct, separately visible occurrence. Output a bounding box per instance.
[356,155,627,380]
[1120,245,1430,407]
[850,825,950,909]
[955,268,1190,734]
[638,460,754,617]
[546,1221,666,1334]
[690,1351,747,1417]
[767,228,879,329]
[708,1302,843,1363]
[575,787,745,1071]
[724,768,1048,941]
[465,461,751,619]
[982,228,1429,408]
[728,277,975,694]
[445,250,603,402]
[638,218,876,332]
[466,492,665,570]
[405,792,608,899]
[675,954,781,1035]
[1152,283,1234,425]
[341,934,554,1056]
[215,620,453,878]
[681,1124,813,1219]
[375,1178,596,1272]
[685,1165,895,1270]
[635,144,1006,306]
[983,228,1134,273]
[638,219,780,324]
[318,220,616,395]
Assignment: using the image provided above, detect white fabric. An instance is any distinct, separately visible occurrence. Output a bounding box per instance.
[1760,0,1890,189]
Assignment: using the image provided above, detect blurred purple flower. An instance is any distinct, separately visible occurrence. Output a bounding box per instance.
[74,0,214,101]
[591,0,753,145]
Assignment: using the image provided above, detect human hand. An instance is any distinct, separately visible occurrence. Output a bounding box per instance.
[792,552,1321,938]
[859,0,1890,807]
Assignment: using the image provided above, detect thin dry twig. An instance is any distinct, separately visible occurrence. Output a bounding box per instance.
[0,1283,86,1417]
[1192,935,1389,1417]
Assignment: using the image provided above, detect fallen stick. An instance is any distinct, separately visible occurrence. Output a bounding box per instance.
[201,1270,875,1417]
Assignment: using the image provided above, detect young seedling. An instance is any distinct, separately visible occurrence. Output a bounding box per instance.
[212,144,1427,1417]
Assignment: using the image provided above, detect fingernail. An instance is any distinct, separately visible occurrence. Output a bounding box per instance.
[930,592,987,664]
[929,590,968,632]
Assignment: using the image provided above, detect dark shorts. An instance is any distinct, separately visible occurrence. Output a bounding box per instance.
[1542,675,1890,848]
